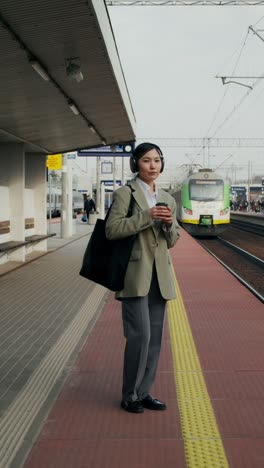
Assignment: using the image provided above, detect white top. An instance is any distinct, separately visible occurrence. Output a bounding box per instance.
[135,177,172,233]
[136,177,158,208]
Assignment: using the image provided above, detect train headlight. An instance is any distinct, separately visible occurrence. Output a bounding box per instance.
[220,208,229,215]
[183,207,193,215]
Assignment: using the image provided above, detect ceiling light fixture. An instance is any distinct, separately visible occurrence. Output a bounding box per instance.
[101,139,107,145]
[88,124,96,134]
[66,58,84,83]
[30,59,50,81]
[68,101,79,115]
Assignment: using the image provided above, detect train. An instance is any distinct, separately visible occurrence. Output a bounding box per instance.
[46,188,84,218]
[170,168,230,237]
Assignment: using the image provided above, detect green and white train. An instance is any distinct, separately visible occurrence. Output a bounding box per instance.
[171,169,230,237]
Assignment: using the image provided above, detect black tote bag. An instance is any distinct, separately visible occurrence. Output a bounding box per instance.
[79,187,136,291]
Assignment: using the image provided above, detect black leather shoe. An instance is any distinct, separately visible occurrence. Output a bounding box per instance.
[142,395,167,411]
[121,400,144,413]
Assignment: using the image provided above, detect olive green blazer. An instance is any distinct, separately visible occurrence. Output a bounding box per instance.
[105,179,180,300]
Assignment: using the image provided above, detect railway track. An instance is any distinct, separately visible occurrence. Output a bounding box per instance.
[230,218,264,236]
[197,236,264,303]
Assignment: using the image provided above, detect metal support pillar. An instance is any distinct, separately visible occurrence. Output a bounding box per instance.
[100,182,105,219]
[96,156,101,213]
[61,154,73,238]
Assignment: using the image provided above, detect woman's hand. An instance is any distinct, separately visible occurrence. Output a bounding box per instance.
[150,206,173,225]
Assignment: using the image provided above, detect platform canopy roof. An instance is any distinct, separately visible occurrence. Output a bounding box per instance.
[0,0,136,154]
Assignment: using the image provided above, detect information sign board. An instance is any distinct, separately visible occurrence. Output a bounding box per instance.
[77,142,134,157]
[101,161,113,174]
[67,153,77,160]
[46,154,62,170]
[102,180,122,186]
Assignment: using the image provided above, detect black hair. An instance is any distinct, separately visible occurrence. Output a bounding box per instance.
[132,142,163,160]
[130,142,164,173]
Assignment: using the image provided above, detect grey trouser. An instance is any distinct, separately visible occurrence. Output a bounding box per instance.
[121,266,166,402]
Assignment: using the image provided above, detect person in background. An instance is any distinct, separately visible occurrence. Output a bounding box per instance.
[84,195,96,224]
[106,142,180,414]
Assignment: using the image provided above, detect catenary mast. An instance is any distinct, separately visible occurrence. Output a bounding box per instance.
[106,1,264,6]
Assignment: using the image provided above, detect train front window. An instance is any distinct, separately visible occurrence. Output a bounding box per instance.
[189,180,224,201]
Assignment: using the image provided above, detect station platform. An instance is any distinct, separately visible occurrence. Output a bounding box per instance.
[0,220,263,468]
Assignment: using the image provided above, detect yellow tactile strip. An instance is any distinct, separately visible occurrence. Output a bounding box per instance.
[167,270,229,468]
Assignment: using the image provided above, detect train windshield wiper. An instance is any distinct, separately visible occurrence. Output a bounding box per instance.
[191,197,219,201]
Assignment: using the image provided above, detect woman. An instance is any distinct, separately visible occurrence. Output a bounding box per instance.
[105,142,180,414]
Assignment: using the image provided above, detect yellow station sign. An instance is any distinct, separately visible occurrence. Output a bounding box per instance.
[46,154,62,170]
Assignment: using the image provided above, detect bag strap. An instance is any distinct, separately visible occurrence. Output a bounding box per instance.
[126,185,134,217]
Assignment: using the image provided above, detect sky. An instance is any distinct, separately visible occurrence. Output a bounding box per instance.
[107,5,264,184]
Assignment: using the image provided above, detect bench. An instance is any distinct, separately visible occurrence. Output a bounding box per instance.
[0,233,56,253]
[25,234,56,243]
[0,240,25,253]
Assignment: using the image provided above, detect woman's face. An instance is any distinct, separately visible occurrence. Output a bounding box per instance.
[137,149,162,185]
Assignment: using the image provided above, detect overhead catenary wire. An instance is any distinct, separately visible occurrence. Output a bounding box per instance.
[73,160,89,174]
[211,72,264,138]
[183,30,250,165]
[206,29,250,138]
[252,14,264,28]
[209,15,264,138]
[189,18,264,168]
[213,71,264,139]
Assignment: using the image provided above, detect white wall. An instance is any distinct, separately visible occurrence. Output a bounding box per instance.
[0,144,26,261]
[0,145,48,263]
[25,153,47,236]
[24,188,35,237]
[0,186,10,243]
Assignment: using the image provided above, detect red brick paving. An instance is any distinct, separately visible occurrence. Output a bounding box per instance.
[23,230,264,468]
[24,294,185,468]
